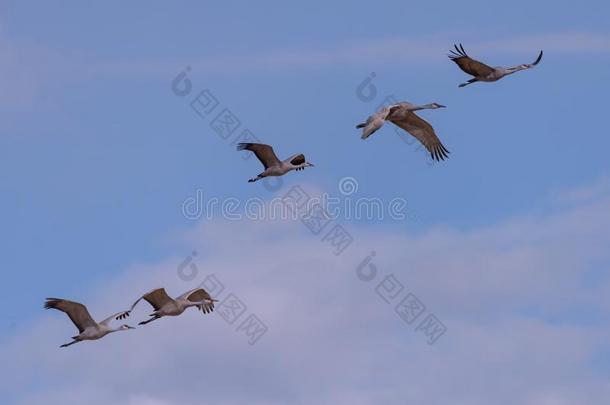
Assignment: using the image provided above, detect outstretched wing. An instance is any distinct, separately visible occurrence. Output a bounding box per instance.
[179,288,216,314]
[45,298,97,333]
[100,312,130,326]
[142,288,174,310]
[448,43,494,77]
[237,143,281,169]
[115,288,174,320]
[390,112,450,161]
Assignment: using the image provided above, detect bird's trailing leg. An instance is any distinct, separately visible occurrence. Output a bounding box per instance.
[458,78,478,88]
[139,315,161,325]
[248,174,264,183]
[60,339,79,348]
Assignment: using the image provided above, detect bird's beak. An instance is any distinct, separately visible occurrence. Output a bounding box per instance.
[127,325,136,329]
[308,163,315,167]
[437,104,447,108]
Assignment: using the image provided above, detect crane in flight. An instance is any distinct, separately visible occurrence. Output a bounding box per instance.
[44,298,135,348]
[449,43,543,87]
[357,101,450,161]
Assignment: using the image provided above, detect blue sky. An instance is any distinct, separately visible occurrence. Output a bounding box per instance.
[1,1,610,404]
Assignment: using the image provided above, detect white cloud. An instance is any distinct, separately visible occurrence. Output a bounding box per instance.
[553,175,610,206]
[2,179,610,404]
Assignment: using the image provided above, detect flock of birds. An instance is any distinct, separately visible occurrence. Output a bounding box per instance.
[46,44,542,348]
[45,288,215,347]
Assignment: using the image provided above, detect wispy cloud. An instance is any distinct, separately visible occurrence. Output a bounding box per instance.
[0,34,87,117]
[3,31,608,103]
[479,32,610,54]
[83,31,610,80]
[553,175,610,206]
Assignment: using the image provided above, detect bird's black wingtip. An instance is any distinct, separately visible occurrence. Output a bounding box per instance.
[430,144,451,162]
[44,298,59,309]
[236,143,248,151]
[449,43,468,58]
[532,50,543,65]
[115,311,130,320]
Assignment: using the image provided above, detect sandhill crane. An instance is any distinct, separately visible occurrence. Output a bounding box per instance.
[449,43,543,88]
[237,142,314,182]
[44,298,135,348]
[116,287,216,325]
[357,102,450,161]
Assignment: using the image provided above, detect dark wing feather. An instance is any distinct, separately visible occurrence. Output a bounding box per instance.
[236,143,281,169]
[390,112,450,162]
[186,288,215,314]
[45,298,97,333]
[448,43,494,77]
[116,288,176,319]
[290,154,305,166]
[142,288,174,311]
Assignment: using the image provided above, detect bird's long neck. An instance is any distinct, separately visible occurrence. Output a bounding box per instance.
[409,103,436,111]
[504,66,526,76]
[181,299,205,308]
